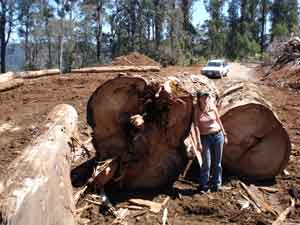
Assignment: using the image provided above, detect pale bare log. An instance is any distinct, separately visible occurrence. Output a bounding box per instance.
[0,79,23,92]
[0,104,78,225]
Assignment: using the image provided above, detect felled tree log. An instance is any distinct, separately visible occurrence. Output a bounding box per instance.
[0,79,24,92]
[19,69,60,79]
[87,75,195,189]
[0,72,15,83]
[72,65,160,73]
[0,104,78,225]
[218,81,291,179]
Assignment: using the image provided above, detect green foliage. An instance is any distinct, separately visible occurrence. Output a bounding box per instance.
[272,23,289,39]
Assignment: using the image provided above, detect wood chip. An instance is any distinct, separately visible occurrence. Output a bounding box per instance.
[129,199,162,213]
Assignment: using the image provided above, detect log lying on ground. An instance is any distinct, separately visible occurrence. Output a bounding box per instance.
[72,65,160,73]
[0,104,78,225]
[0,79,24,92]
[17,66,160,79]
[87,75,196,189]
[0,72,15,83]
[0,72,23,92]
[19,69,60,79]
[218,81,291,179]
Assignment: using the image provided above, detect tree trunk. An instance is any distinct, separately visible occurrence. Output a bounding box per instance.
[0,104,78,225]
[86,74,219,189]
[95,1,103,62]
[260,0,267,55]
[218,81,291,179]
[0,1,7,73]
[154,0,162,50]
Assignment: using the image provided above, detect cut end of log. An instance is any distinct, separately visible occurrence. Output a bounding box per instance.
[87,76,193,189]
[219,81,291,179]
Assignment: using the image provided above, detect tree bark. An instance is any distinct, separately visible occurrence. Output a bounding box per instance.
[0,104,78,225]
[218,81,291,179]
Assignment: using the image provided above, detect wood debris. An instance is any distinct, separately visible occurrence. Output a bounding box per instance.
[240,182,277,216]
[272,198,295,225]
[129,197,170,214]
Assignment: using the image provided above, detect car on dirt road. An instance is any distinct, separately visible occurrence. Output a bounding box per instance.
[201,59,230,78]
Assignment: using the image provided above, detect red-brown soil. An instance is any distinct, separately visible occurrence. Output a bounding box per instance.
[260,64,300,90]
[0,64,299,225]
[112,52,161,67]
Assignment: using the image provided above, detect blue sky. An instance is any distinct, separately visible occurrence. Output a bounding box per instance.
[191,1,209,27]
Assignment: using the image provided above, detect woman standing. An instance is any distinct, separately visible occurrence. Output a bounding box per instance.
[193,91,228,192]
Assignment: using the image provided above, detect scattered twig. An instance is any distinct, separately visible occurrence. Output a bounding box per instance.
[129,199,162,213]
[162,208,168,225]
[258,186,279,193]
[74,186,88,205]
[84,199,102,206]
[181,159,193,179]
[272,198,295,225]
[75,204,93,214]
[240,182,277,216]
[71,137,92,158]
[113,208,130,224]
[240,191,262,213]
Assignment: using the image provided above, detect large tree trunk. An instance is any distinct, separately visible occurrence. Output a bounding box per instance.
[218,81,291,179]
[0,104,78,225]
[86,74,219,189]
[87,75,195,189]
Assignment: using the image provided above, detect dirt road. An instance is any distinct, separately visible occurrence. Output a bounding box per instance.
[227,62,258,81]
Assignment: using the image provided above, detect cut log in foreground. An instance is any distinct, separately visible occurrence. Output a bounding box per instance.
[218,81,291,179]
[0,104,78,225]
[87,75,196,189]
[0,79,24,92]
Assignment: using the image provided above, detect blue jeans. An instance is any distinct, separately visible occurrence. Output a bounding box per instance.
[199,131,224,188]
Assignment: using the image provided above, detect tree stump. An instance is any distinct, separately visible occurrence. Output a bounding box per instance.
[218,81,291,179]
[0,104,78,225]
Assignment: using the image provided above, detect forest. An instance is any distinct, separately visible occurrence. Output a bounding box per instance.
[0,0,298,73]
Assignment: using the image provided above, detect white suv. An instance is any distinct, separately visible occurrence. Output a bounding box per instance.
[201,59,229,78]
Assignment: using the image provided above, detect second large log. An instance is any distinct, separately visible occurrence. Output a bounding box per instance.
[218,81,291,179]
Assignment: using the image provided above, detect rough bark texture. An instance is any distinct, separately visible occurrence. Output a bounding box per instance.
[0,104,78,225]
[87,75,198,189]
[218,81,291,179]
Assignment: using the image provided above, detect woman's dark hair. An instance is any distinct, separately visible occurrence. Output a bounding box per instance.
[196,91,209,98]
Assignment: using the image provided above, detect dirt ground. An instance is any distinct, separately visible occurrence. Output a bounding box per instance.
[0,63,299,225]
